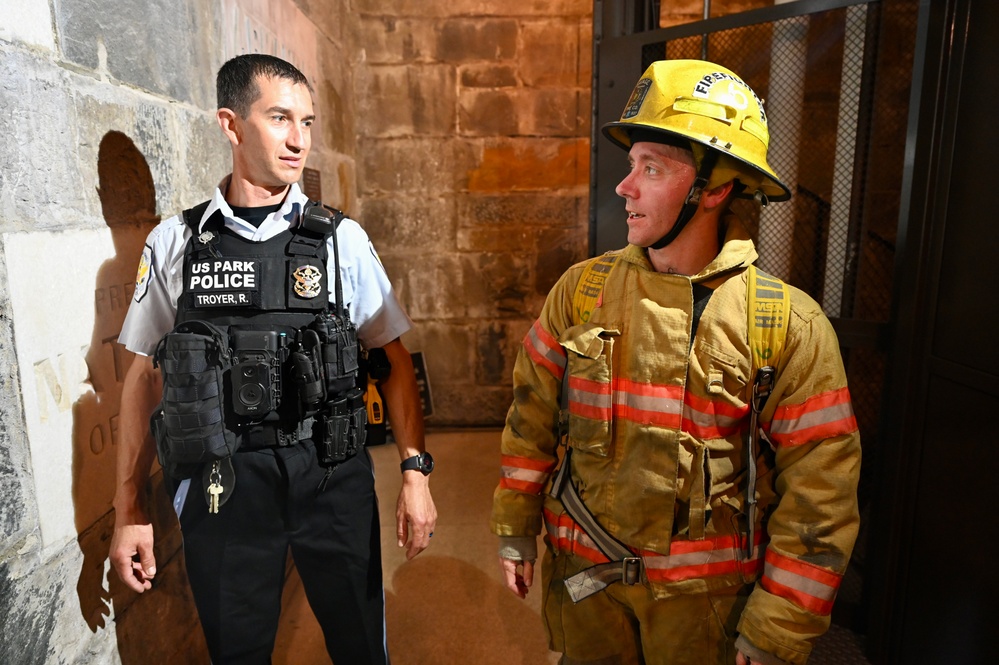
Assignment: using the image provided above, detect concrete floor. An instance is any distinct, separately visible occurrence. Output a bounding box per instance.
[270,429,871,665]
[272,428,558,665]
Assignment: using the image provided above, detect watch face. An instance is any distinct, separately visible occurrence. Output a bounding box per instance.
[402,452,435,475]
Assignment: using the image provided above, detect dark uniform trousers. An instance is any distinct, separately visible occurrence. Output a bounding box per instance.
[179,440,387,664]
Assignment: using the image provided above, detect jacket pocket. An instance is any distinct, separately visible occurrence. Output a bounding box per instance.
[559,323,619,457]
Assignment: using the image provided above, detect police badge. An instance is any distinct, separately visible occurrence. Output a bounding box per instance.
[292,264,323,298]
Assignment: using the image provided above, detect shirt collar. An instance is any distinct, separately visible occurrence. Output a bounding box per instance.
[197,177,310,239]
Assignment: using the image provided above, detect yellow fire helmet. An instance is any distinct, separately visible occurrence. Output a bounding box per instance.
[603,59,791,204]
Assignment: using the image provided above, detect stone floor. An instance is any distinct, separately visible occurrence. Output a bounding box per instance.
[271,429,871,665]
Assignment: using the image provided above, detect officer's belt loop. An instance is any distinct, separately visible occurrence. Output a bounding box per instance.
[553,448,643,602]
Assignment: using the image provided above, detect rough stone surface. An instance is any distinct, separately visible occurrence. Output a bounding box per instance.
[520,19,586,87]
[0,255,32,551]
[357,64,458,137]
[55,0,218,108]
[355,0,592,18]
[436,19,519,62]
[459,63,520,88]
[353,2,593,426]
[361,195,458,253]
[359,137,477,194]
[358,17,439,64]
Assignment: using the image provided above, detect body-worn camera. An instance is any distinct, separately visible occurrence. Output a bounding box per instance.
[229,329,282,417]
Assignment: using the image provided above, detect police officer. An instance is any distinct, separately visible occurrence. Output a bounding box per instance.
[491,60,860,665]
[109,54,437,664]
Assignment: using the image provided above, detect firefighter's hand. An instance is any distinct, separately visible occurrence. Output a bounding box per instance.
[397,472,437,560]
[109,523,156,593]
[499,556,534,599]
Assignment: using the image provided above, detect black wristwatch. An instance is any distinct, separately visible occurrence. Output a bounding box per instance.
[400,452,434,476]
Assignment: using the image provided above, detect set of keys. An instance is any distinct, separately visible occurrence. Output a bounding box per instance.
[208,461,225,514]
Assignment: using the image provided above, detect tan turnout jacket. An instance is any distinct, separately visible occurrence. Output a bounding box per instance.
[490,218,861,664]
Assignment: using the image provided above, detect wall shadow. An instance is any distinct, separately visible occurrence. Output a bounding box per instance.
[71,131,208,662]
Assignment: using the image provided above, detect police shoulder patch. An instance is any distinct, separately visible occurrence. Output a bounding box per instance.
[134,245,152,302]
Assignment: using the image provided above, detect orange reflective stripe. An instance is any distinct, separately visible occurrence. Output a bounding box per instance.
[524,320,566,379]
[682,390,748,439]
[566,378,750,438]
[643,533,764,583]
[543,508,611,564]
[768,387,858,447]
[614,378,684,428]
[567,375,613,420]
[760,549,841,616]
[544,509,766,581]
[500,455,556,495]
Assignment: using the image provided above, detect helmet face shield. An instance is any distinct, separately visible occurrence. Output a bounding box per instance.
[602,59,790,202]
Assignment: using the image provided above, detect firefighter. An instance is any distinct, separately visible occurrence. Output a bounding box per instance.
[109,54,437,664]
[491,59,861,665]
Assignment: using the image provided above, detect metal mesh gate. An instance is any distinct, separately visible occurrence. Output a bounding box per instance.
[593,0,921,635]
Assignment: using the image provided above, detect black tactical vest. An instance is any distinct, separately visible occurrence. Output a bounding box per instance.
[151,201,366,479]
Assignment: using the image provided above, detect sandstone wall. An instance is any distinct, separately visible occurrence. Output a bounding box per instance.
[353,0,593,427]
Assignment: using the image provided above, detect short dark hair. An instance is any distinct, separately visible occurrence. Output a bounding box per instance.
[217,54,312,117]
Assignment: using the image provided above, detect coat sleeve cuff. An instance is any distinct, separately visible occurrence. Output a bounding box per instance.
[735,635,794,665]
[498,535,538,562]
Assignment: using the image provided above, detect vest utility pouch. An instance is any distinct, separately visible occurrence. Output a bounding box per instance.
[150,407,200,480]
[153,320,238,467]
[315,387,367,467]
[290,328,326,413]
[310,310,359,396]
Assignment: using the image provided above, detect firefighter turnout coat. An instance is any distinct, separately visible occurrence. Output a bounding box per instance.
[490,217,861,664]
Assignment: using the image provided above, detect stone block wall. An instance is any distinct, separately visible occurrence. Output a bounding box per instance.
[353,0,594,427]
[0,0,356,662]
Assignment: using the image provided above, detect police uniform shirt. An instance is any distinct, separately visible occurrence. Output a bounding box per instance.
[119,178,412,356]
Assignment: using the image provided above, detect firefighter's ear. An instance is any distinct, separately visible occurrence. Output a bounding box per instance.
[701,179,735,211]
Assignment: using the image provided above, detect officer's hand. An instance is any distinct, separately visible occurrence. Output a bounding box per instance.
[499,556,534,599]
[397,472,437,560]
[735,651,751,665]
[109,523,156,593]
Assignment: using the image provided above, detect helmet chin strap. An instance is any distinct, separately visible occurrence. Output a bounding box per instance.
[648,150,720,250]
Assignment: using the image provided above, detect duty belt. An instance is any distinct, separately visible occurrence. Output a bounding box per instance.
[549,447,643,603]
[238,418,314,450]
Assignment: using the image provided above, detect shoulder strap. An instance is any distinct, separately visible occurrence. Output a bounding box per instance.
[746,264,790,380]
[744,264,790,558]
[558,253,619,440]
[571,253,618,324]
[182,200,212,232]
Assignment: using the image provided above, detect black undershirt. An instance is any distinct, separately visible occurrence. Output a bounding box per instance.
[230,203,283,228]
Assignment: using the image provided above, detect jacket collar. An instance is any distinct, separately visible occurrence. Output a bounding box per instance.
[620,212,758,283]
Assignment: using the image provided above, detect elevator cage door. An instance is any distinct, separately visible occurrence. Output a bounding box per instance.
[590,0,920,634]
